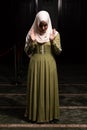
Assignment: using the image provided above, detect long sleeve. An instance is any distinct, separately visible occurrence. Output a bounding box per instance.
[51,32,62,55]
[24,35,36,57]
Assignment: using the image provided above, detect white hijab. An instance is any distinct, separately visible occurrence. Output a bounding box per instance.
[26,10,58,43]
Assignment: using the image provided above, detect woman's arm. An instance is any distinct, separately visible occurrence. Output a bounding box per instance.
[24,29,36,57]
[51,32,62,55]
[24,37,36,57]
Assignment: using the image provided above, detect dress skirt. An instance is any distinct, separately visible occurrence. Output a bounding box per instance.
[25,45,60,123]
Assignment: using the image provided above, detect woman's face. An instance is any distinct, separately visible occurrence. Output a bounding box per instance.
[38,21,48,34]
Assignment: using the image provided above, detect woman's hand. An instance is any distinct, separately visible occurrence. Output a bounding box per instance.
[50,29,56,41]
[30,29,36,41]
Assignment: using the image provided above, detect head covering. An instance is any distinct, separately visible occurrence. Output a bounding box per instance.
[26,10,58,43]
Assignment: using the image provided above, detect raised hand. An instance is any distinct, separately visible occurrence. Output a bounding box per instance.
[50,29,56,41]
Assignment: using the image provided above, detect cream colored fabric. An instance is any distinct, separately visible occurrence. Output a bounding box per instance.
[26,10,58,43]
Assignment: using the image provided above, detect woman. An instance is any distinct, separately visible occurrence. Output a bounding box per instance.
[24,10,62,123]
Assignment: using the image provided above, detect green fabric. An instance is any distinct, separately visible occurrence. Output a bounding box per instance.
[24,35,61,123]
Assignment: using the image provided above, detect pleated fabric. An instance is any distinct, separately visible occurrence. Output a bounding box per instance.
[25,45,60,123]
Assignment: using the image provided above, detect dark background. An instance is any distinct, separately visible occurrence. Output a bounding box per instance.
[0,0,87,83]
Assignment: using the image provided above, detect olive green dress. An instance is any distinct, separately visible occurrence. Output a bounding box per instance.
[24,33,62,123]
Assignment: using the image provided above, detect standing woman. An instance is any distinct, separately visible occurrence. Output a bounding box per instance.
[24,10,62,123]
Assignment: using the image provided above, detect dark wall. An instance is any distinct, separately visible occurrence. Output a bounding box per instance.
[59,0,86,63]
[0,0,86,64]
[0,0,37,66]
[0,0,36,49]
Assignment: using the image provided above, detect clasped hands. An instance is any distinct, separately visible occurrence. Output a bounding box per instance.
[30,29,56,41]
